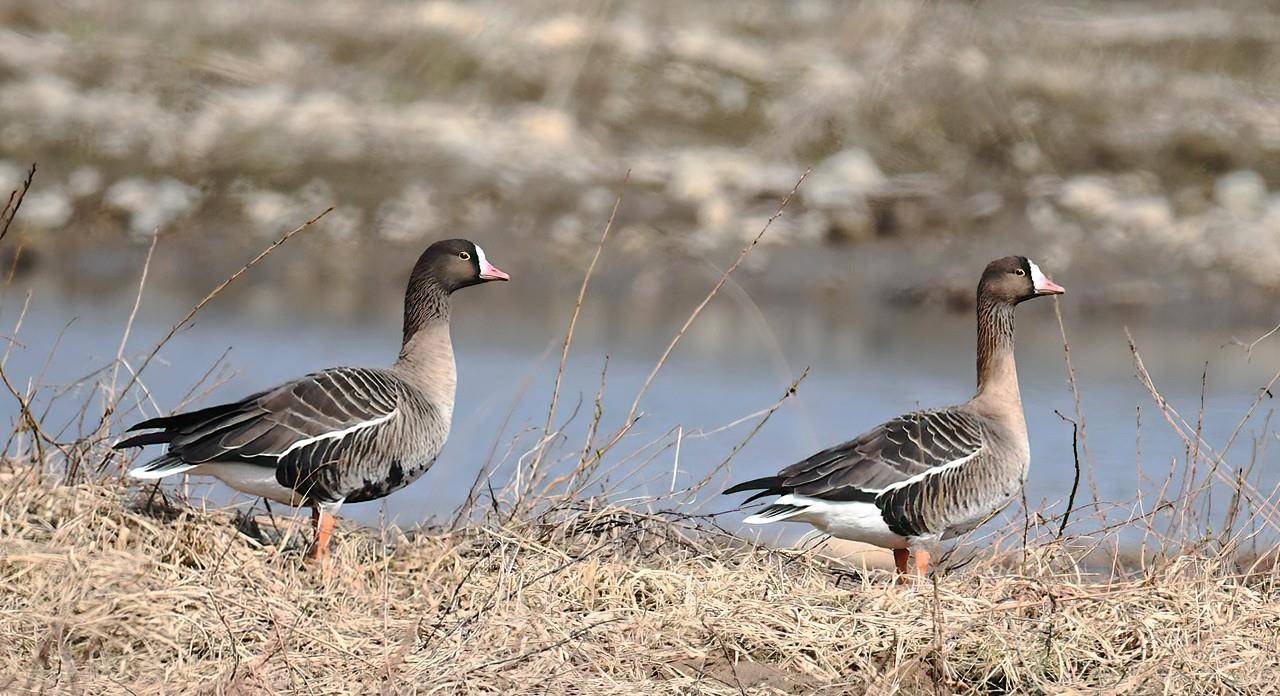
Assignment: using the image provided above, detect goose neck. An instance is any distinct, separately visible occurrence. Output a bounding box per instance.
[972,298,1021,414]
[395,279,456,411]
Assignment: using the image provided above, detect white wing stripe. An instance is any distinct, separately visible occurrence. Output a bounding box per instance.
[876,449,980,494]
[274,409,398,457]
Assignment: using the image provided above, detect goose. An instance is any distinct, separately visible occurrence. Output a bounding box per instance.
[114,239,509,563]
[723,256,1064,580]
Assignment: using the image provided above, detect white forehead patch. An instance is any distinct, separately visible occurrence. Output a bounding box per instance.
[1028,259,1049,290]
[473,244,489,269]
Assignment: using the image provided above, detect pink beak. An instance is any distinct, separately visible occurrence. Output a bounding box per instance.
[1035,277,1066,295]
[479,258,510,282]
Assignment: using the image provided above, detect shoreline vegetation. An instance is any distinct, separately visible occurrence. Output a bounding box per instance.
[3,170,1280,693]
[2,1,1280,310]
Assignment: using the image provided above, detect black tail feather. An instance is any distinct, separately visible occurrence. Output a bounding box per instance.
[743,487,786,504]
[723,475,788,504]
[124,396,257,433]
[722,475,782,495]
[113,431,174,450]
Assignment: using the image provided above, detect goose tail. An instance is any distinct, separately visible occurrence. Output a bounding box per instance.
[743,499,811,525]
[127,455,195,480]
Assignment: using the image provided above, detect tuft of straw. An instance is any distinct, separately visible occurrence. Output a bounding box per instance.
[3,468,1279,694]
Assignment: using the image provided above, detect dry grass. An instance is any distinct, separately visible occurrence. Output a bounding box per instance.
[3,465,1279,694]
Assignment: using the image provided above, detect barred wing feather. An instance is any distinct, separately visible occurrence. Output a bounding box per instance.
[120,367,405,501]
[777,409,985,498]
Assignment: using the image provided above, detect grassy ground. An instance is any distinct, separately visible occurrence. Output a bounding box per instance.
[3,465,1279,694]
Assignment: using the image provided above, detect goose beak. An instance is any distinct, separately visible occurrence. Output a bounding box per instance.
[478,259,510,282]
[1034,277,1065,295]
[1028,260,1064,295]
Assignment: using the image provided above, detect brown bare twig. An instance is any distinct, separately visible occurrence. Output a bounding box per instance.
[0,163,36,245]
[94,207,333,442]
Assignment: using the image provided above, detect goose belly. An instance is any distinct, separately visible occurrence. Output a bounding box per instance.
[941,483,1021,540]
[192,463,304,506]
[788,495,909,549]
[342,454,438,504]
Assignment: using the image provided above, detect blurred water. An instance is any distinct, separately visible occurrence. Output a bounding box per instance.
[4,0,1280,310]
[4,261,1280,549]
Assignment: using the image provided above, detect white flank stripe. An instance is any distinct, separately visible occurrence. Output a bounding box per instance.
[743,500,809,525]
[128,463,196,479]
[276,409,397,456]
[755,494,907,548]
[828,450,981,496]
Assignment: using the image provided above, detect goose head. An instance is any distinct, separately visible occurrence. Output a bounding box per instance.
[413,239,510,294]
[978,256,1065,305]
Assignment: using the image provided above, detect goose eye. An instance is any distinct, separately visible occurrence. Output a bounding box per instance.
[1014,268,1026,276]
[458,251,471,261]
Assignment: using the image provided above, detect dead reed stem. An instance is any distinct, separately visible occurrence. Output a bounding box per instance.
[620,169,809,431]
[0,162,35,246]
[1053,297,1097,503]
[1127,329,1280,532]
[563,168,812,485]
[94,207,333,448]
[523,172,629,506]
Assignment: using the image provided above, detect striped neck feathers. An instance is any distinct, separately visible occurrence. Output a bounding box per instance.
[396,278,456,409]
[972,297,1022,418]
[401,274,450,348]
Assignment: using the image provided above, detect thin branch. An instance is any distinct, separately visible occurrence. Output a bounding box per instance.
[621,169,809,429]
[1053,297,1096,502]
[578,169,812,475]
[682,367,809,505]
[1225,322,1280,362]
[0,162,36,245]
[526,172,628,493]
[1127,328,1280,529]
[95,207,332,433]
[107,231,158,404]
[1053,410,1082,539]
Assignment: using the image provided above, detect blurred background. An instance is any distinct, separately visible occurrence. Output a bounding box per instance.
[2,0,1279,540]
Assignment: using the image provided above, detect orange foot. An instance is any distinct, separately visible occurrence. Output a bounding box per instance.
[915,549,931,579]
[306,506,335,575]
[893,548,910,584]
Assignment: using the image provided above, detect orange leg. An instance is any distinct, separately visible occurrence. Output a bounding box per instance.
[893,548,910,584]
[307,506,335,564]
[914,549,931,578]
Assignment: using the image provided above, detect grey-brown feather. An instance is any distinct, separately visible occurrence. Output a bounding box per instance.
[874,411,1028,539]
[126,364,453,505]
[759,407,1027,539]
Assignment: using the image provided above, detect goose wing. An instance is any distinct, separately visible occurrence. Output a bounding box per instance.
[118,366,404,501]
[725,408,988,536]
[727,406,983,501]
[773,408,986,499]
